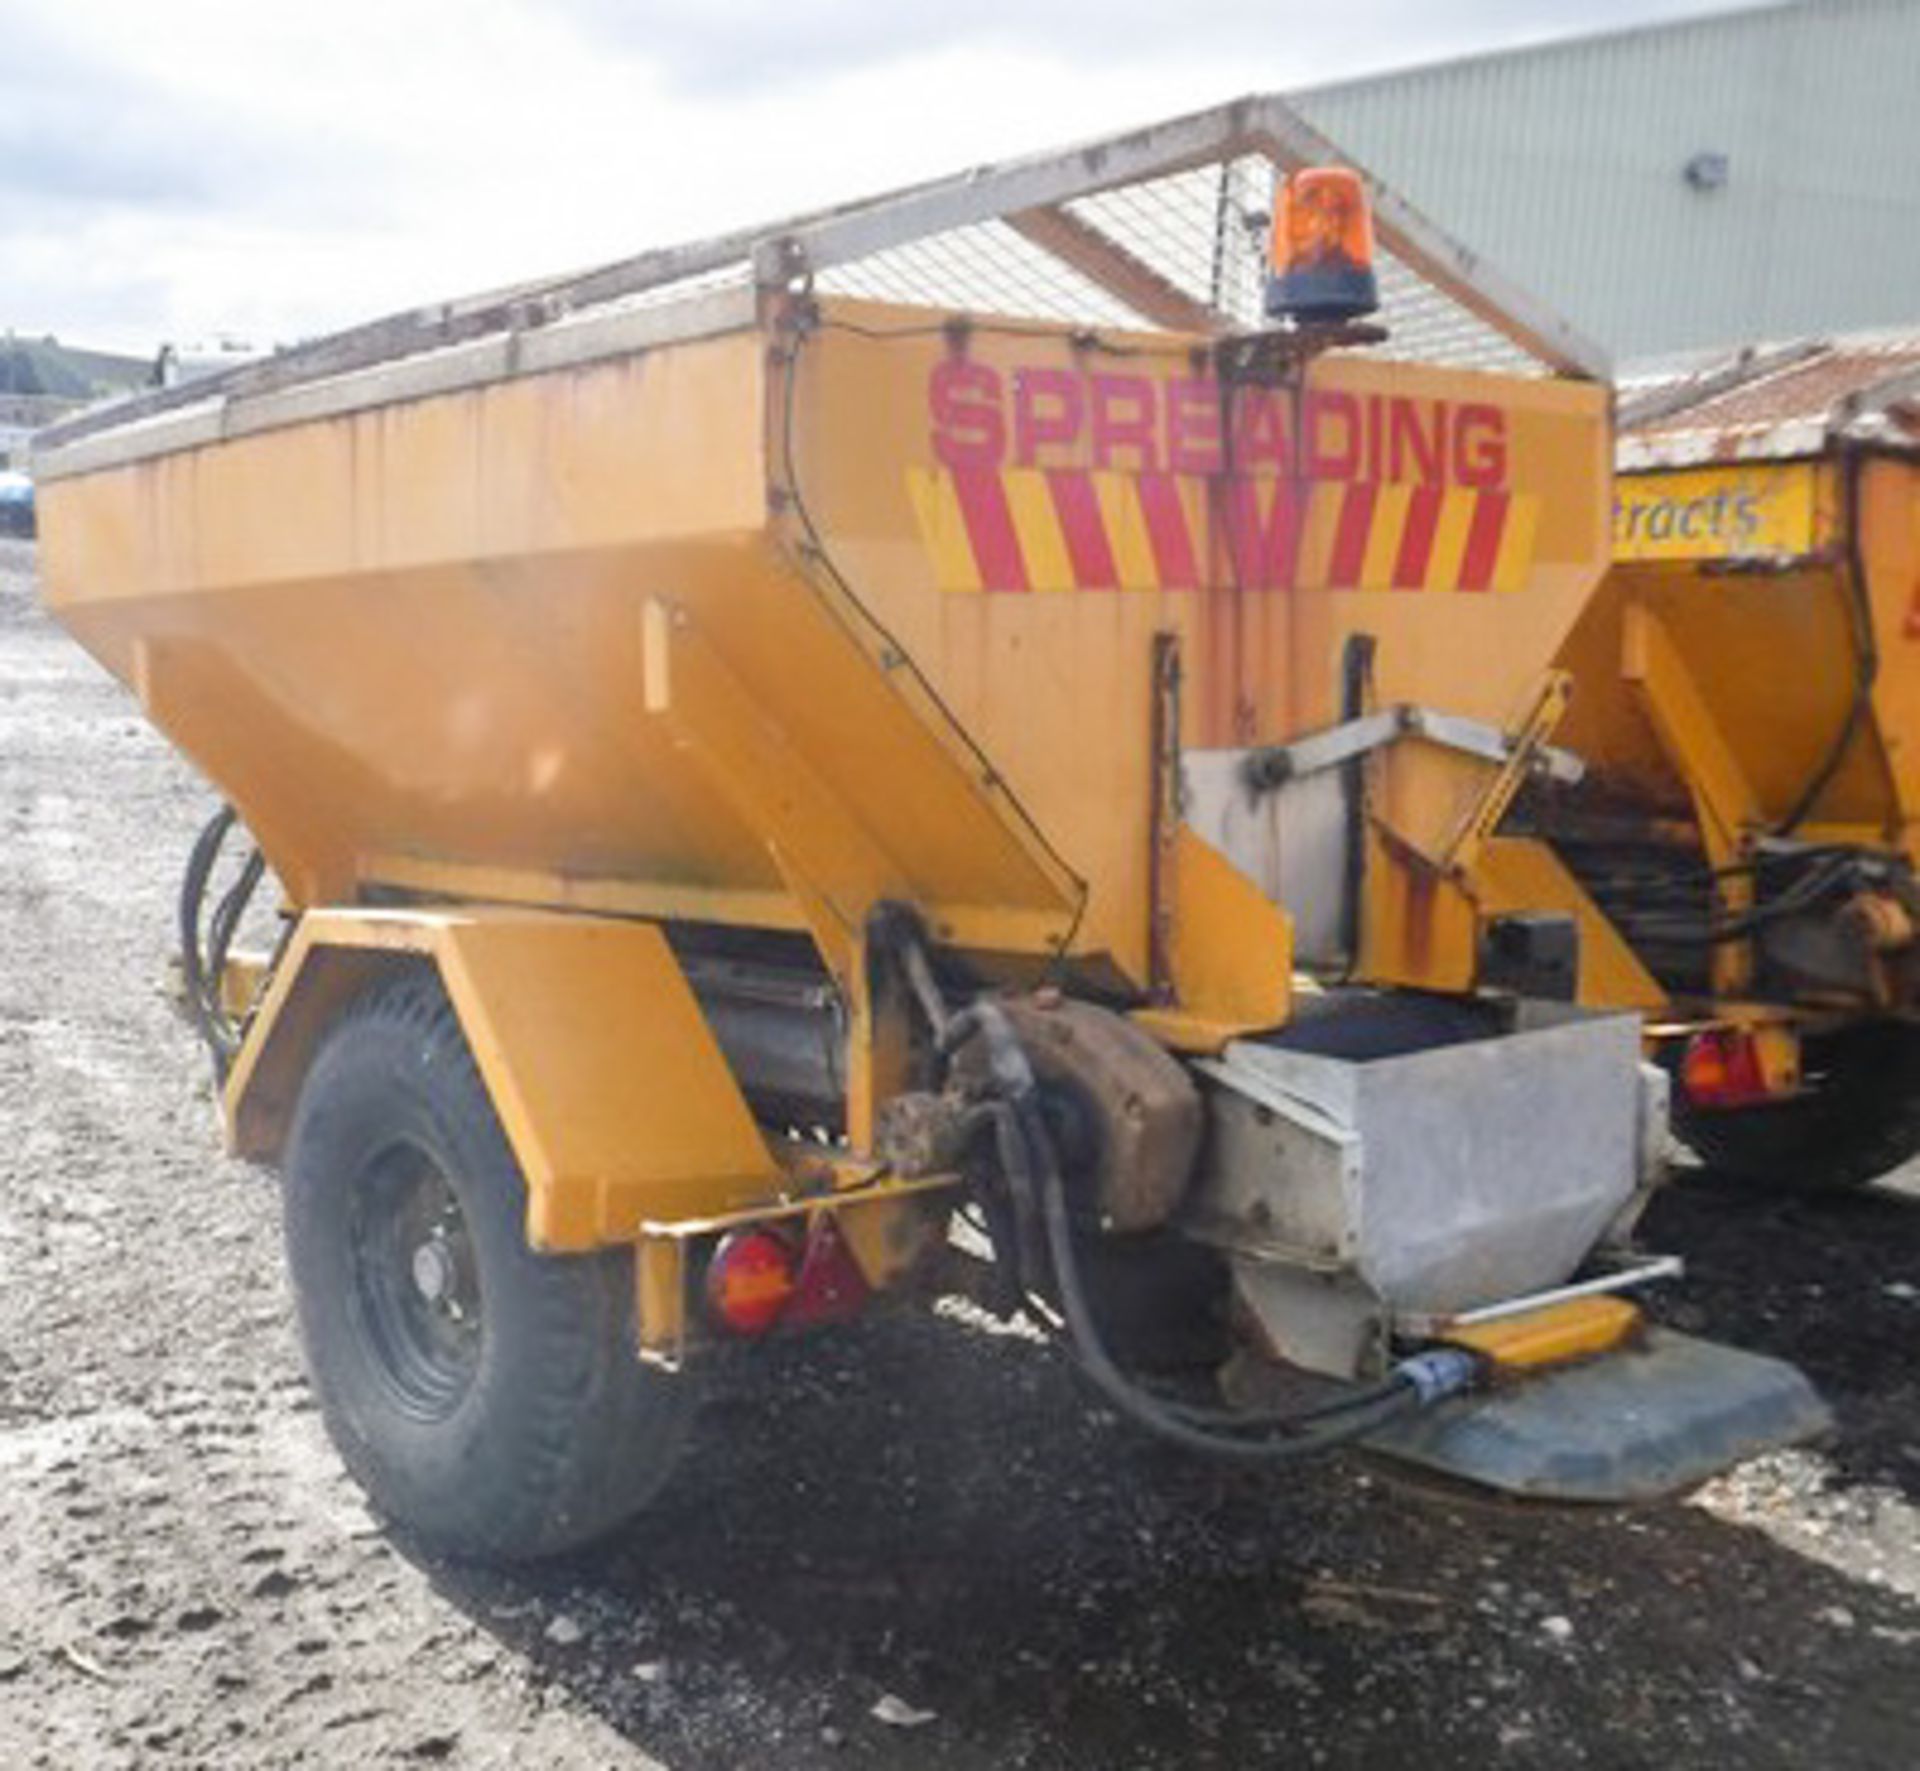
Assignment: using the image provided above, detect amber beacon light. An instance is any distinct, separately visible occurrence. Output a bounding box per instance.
[1266,166,1380,323]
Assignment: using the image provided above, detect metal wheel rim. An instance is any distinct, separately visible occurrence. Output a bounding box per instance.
[348,1141,484,1421]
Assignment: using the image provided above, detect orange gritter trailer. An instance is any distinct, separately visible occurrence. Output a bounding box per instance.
[35,97,1822,1560]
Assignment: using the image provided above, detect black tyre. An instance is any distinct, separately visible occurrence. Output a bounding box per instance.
[1675,1021,1920,1193]
[283,968,692,1560]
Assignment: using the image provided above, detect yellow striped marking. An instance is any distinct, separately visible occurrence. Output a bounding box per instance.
[906,468,1538,597]
[1425,487,1478,592]
[1092,471,1156,590]
[1492,492,1540,592]
[1002,468,1074,593]
[1360,483,1412,590]
[1177,472,1212,580]
[904,468,981,594]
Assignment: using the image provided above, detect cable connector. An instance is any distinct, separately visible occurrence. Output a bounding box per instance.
[1393,1347,1482,1407]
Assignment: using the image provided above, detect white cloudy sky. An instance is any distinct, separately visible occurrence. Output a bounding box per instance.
[3,0,1747,353]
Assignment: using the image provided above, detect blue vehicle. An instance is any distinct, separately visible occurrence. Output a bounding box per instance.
[0,470,34,538]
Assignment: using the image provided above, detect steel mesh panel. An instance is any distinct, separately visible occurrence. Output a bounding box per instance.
[1067,154,1273,327]
[816,219,1143,329]
[802,150,1547,373]
[1364,250,1543,376]
[39,98,1589,466]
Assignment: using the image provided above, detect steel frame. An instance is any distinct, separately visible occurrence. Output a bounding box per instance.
[37,93,1605,481]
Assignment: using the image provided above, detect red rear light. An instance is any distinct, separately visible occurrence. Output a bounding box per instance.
[785,1217,869,1329]
[1680,1028,1785,1109]
[706,1228,797,1336]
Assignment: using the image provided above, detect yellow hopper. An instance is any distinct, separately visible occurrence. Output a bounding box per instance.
[35,97,1822,1559]
[1541,331,1920,1187]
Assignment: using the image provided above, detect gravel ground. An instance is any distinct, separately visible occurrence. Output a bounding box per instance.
[3,531,1919,1769]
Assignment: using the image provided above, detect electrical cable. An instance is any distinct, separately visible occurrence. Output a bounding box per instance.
[773,306,1093,977]
[812,314,1153,356]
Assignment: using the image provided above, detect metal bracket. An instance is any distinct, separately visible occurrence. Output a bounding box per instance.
[1394,1254,1685,1338]
[1240,702,1584,796]
[635,1168,962,1368]
[1438,669,1574,878]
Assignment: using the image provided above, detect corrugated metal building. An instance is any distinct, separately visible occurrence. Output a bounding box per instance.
[1292,0,1920,360]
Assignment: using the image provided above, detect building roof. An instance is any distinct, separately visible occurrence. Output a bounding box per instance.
[1617,326,1920,467]
[0,336,149,402]
[0,338,96,400]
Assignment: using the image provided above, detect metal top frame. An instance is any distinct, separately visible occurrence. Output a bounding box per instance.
[36,93,1607,473]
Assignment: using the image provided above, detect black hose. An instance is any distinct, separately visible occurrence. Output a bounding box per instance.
[1624,848,1864,946]
[983,1098,1050,1305]
[179,806,236,1068]
[1150,1370,1414,1432]
[208,848,265,987]
[948,1000,1443,1461]
[1578,838,1870,948]
[1029,1105,1426,1460]
[178,804,264,1079]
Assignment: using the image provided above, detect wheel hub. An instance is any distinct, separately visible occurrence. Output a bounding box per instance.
[411,1238,455,1304]
[350,1145,484,1419]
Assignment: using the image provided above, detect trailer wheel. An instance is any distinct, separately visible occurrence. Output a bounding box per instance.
[283,969,691,1561]
[1675,1022,1920,1192]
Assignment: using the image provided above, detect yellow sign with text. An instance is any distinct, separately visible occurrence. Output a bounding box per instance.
[1613,463,1818,562]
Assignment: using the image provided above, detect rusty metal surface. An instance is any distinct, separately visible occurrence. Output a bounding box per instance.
[1619,327,1920,468]
[951,994,1202,1233]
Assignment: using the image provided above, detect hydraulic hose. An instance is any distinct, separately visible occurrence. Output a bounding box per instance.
[945,998,1479,1462]
[179,804,265,1079]
[179,805,237,1069]
[1025,1090,1467,1461]
[1148,1369,1418,1432]
[1629,847,1863,945]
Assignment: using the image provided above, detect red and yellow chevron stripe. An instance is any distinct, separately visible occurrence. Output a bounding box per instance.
[906,467,1538,595]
